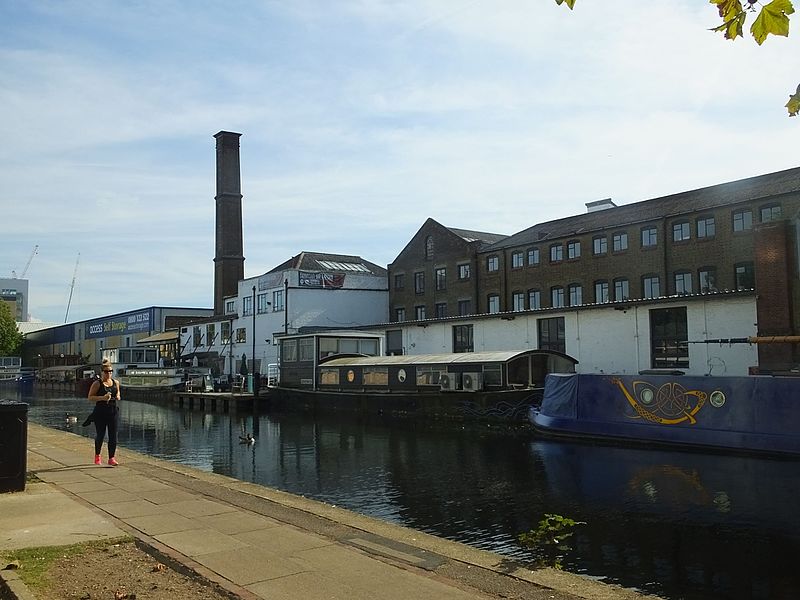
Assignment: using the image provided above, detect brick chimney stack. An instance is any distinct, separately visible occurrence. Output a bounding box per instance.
[213,131,245,315]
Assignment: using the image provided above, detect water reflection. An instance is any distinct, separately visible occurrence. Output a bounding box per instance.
[18,391,800,600]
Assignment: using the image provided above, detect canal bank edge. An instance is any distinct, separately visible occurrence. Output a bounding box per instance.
[17,424,660,600]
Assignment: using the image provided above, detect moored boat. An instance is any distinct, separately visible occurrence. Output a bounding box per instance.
[530,372,800,456]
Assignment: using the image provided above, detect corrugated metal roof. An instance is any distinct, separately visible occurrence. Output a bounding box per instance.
[136,331,179,344]
[319,349,570,367]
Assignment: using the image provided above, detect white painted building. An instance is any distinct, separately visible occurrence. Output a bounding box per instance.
[180,252,388,379]
[365,292,759,377]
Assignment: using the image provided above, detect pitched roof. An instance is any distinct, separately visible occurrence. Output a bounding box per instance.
[446,227,508,245]
[485,166,800,251]
[268,252,387,276]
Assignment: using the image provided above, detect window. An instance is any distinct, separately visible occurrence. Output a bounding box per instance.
[512,251,524,268]
[435,267,446,291]
[363,368,389,386]
[674,271,692,295]
[567,241,581,259]
[458,299,472,315]
[550,244,563,262]
[257,293,269,313]
[733,209,753,232]
[613,232,628,252]
[435,302,447,318]
[225,300,236,314]
[551,286,565,308]
[641,226,658,247]
[672,221,690,242]
[221,321,231,343]
[282,339,297,362]
[235,328,246,343]
[650,307,688,369]
[193,326,202,347]
[395,307,406,322]
[453,325,474,353]
[735,262,755,289]
[696,216,715,238]
[272,289,284,311]
[512,291,525,311]
[299,338,314,362]
[528,289,541,310]
[394,274,405,290]
[425,235,434,259]
[206,323,216,345]
[488,294,500,314]
[614,278,631,302]
[487,256,499,272]
[414,272,425,294]
[458,264,470,280]
[760,204,782,222]
[538,317,566,353]
[415,305,426,320]
[699,268,717,293]
[642,275,660,299]
[386,330,403,356]
[593,236,607,255]
[242,295,252,316]
[568,284,582,306]
[595,281,609,303]
[527,247,540,265]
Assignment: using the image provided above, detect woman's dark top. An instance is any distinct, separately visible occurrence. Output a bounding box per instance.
[97,379,118,404]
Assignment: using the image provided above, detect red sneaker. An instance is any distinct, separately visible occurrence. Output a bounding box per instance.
[108,457,119,466]
[94,455,101,465]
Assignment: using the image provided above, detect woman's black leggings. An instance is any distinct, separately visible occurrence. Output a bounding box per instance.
[93,403,118,457]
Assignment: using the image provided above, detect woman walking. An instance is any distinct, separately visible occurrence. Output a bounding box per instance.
[87,358,122,465]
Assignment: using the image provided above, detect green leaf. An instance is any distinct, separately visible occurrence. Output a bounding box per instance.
[750,0,794,45]
[786,84,800,116]
[710,0,747,40]
[555,0,576,9]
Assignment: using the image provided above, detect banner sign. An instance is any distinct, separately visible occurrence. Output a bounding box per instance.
[258,273,285,291]
[298,271,345,289]
[86,309,153,339]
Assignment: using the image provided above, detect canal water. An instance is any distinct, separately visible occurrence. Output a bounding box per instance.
[15,391,800,600]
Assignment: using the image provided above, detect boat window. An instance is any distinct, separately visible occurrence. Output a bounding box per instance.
[319,368,339,385]
[416,367,441,386]
[133,349,145,363]
[359,339,379,356]
[363,368,389,386]
[282,340,298,362]
[145,349,157,363]
[319,338,338,358]
[340,339,359,354]
[483,364,502,386]
[119,349,132,363]
[299,339,314,362]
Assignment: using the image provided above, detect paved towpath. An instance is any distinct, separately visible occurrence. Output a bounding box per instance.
[1,424,660,600]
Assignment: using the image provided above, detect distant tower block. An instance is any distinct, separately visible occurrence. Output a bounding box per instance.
[213,131,245,315]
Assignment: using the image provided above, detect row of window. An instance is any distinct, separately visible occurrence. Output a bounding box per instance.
[484,204,781,272]
[227,290,286,316]
[392,263,754,319]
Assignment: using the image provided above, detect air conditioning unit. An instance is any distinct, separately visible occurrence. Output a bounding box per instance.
[440,373,457,391]
[462,372,483,391]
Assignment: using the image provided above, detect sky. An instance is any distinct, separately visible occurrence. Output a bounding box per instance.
[1,0,798,325]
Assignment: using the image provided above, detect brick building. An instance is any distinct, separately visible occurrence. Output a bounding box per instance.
[386,167,800,371]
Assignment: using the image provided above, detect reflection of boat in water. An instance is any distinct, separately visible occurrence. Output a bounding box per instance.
[530,372,800,456]
[532,439,800,599]
[270,344,578,422]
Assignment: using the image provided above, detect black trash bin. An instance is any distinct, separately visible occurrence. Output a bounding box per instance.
[0,399,28,493]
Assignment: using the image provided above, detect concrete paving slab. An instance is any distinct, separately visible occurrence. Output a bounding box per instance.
[159,498,238,517]
[245,570,359,600]
[193,546,308,586]
[196,511,282,535]
[235,525,333,555]
[155,528,248,557]
[0,484,124,550]
[60,480,116,494]
[35,447,91,467]
[97,499,164,519]
[111,476,172,493]
[140,488,198,504]
[79,488,140,505]
[125,512,200,536]
[35,469,96,485]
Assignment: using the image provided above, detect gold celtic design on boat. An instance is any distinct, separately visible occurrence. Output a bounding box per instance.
[611,378,708,425]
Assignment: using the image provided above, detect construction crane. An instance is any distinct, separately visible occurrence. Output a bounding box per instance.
[12,245,38,279]
[64,253,80,323]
